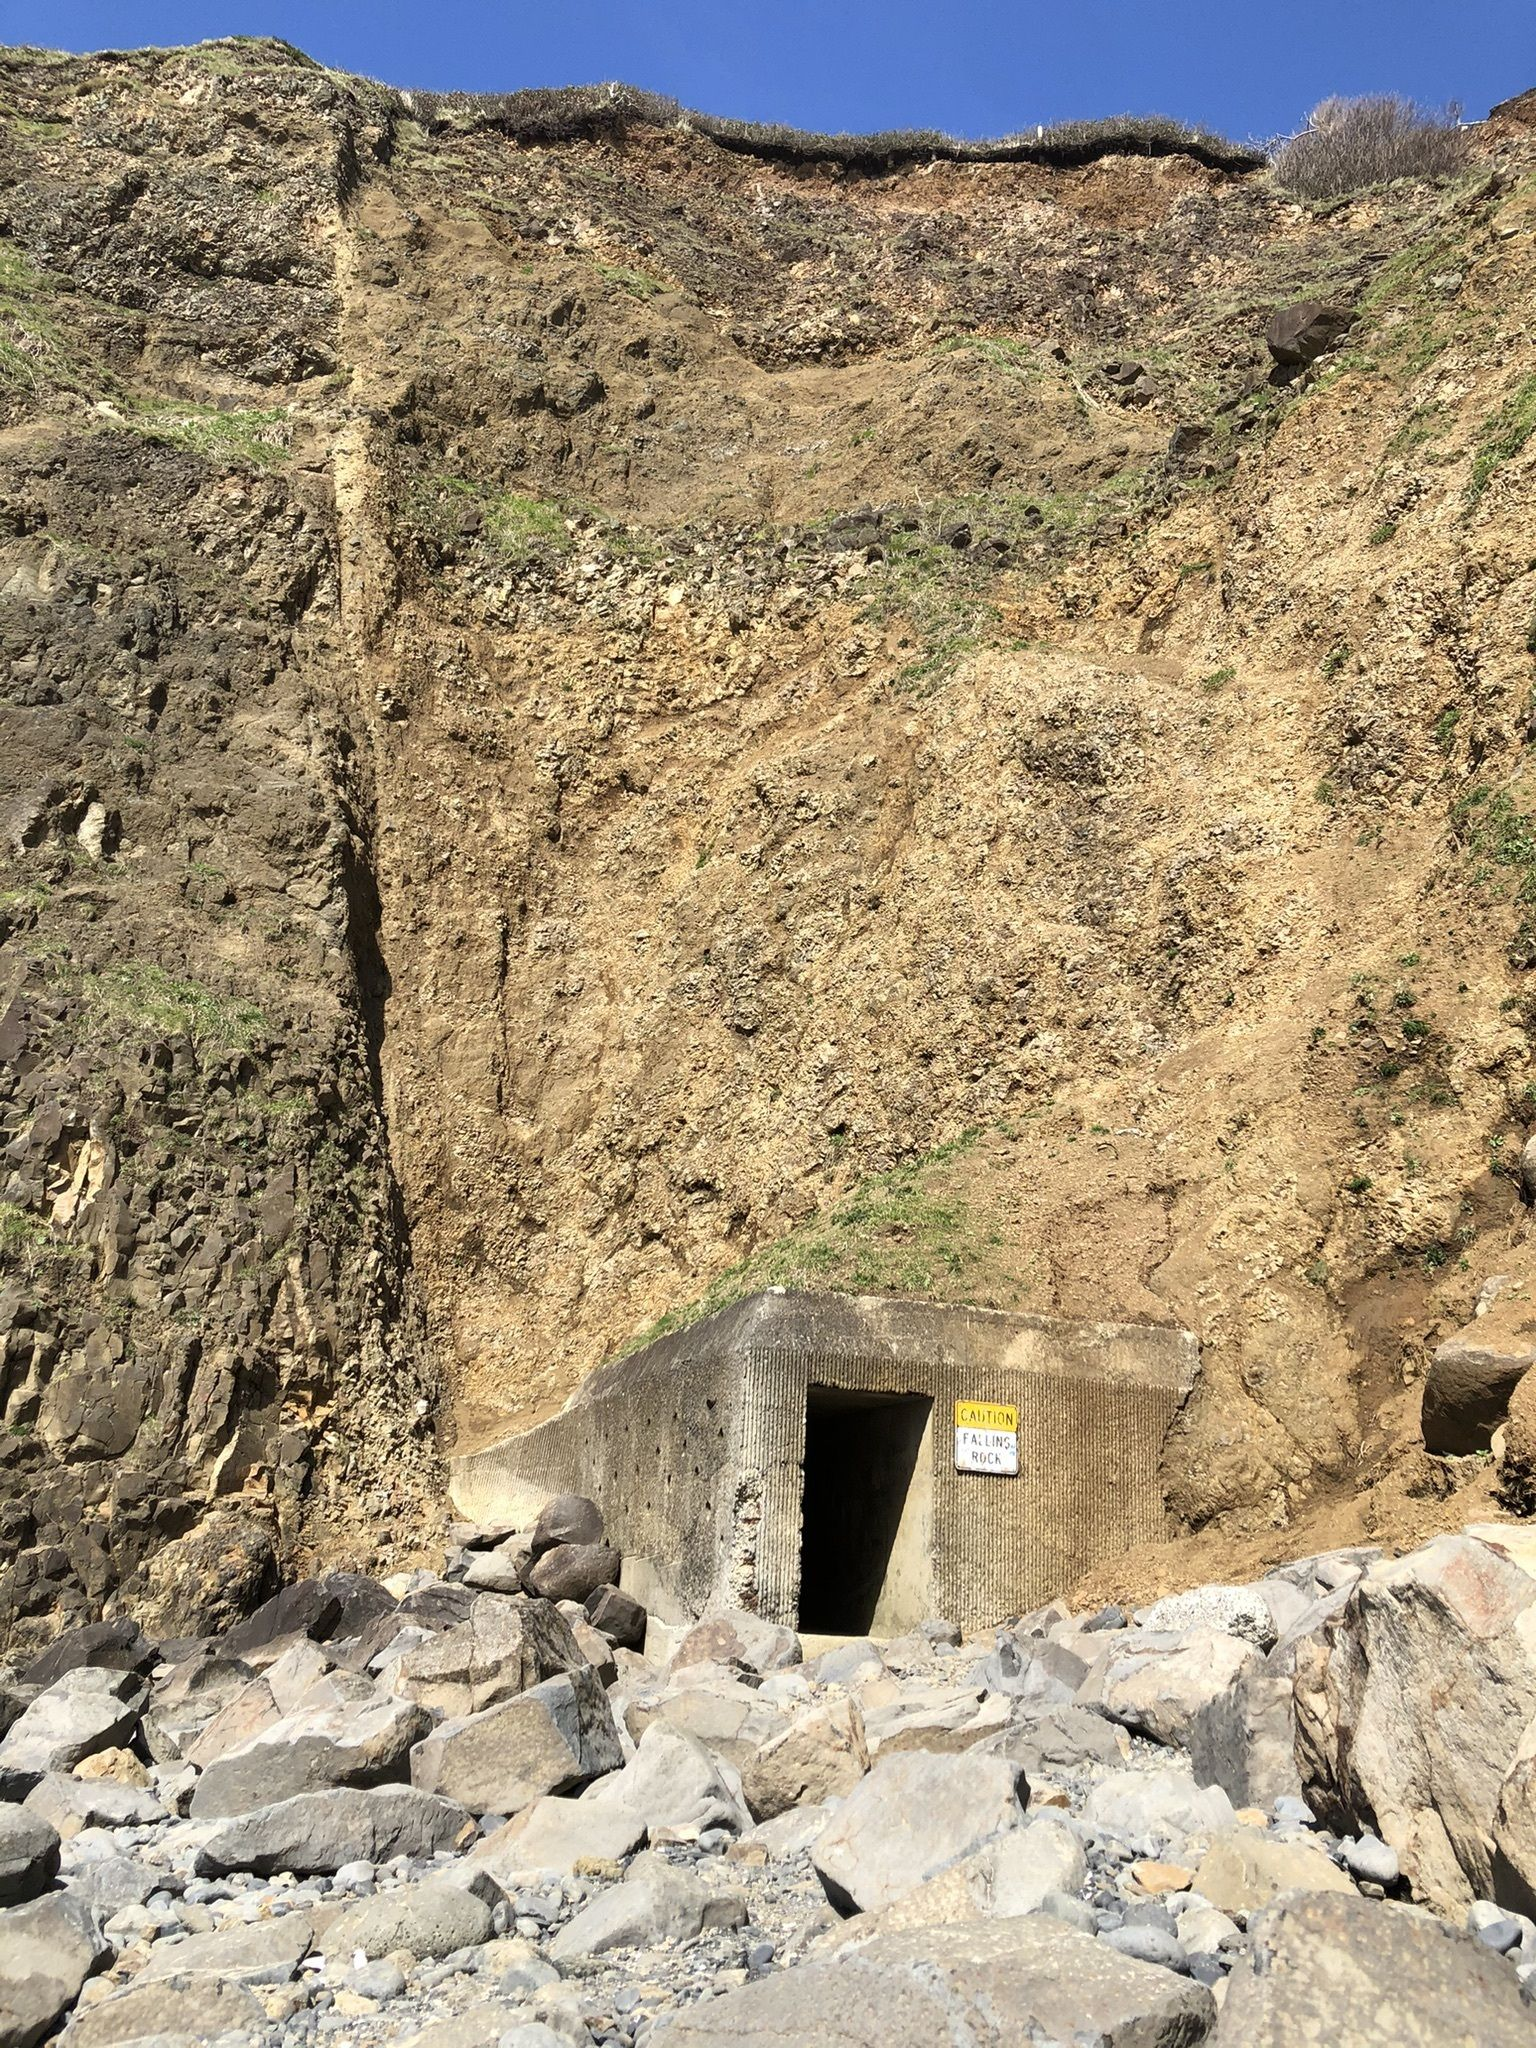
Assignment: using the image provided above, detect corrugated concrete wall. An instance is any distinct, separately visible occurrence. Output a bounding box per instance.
[451,1291,1198,1630]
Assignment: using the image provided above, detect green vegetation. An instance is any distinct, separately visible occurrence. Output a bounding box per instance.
[123,402,292,469]
[407,473,573,565]
[0,241,79,393]
[81,963,267,1053]
[622,1131,985,1353]
[1199,665,1236,694]
[1433,707,1461,752]
[1466,376,1536,505]
[0,1201,89,1281]
[596,262,666,300]
[859,470,1155,693]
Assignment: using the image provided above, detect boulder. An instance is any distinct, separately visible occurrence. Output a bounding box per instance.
[659,1918,1214,2046]
[1423,1328,1536,1454]
[979,1704,1129,1776]
[0,1893,109,2046]
[461,1543,533,1596]
[20,1621,156,1690]
[1096,1630,1262,1749]
[832,1811,1087,1943]
[319,1880,494,1962]
[1081,1767,1236,1857]
[524,1544,621,1604]
[1265,301,1353,368]
[0,1669,143,1797]
[1497,1366,1536,1514]
[532,1494,605,1554]
[53,1975,265,2048]
[1137,1585,1278,1650]
[626,1677,786,1772]
[472,1796,647,1883]
[139,1645,258,1764]
[584,1585,646,1651]
[741,1697,869,1821]
[1212,1888,1533,2045]
[0,1807,59,1906]
[410,1668,621,1815]
[1294,1531,1536,1909]
[136,1913,315,1986]
[189,1672,430,1818]
[672,1609,802,1678]
[586,1721,752,1836]
[811,1752,1028,1914]
[393,1595,585,1720]
[548,1852,747,1962]
[1193,1827,1355,1913]
[194,1785,476,1875]
[23,1775,165,1837]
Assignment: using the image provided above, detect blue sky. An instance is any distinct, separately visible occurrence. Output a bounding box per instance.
[12,1,1533,142]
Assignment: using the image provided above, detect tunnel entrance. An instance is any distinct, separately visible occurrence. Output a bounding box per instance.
[796,1385,935,1635]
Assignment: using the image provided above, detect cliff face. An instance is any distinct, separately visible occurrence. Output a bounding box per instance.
[3,38,1536,1645]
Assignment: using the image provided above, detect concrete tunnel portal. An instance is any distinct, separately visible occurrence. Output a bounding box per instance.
[450,1291,1200,1634]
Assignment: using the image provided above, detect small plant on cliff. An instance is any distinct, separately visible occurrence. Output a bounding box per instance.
[1272,96,1467,200]
[1466,376,1536,506]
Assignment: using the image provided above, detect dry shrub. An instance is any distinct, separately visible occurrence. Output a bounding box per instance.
[1272,95,1468,199]
[398,82,1262,174]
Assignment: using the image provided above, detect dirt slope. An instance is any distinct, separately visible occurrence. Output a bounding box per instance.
[3,38,1536,1643]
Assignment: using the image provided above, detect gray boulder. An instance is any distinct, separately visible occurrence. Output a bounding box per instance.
[660,1917,1214,2046]
[1094,1629,1261,1749]
[392,1595,585,1720]
[1213,1888,1533,2044]
[0,1806,59,1906]
[194,1785,475,1875]
[812,1752,1029,1914]
[137,1913,315,1986]
[0,1891,110,2048]
[53,1975,265,2048]
[624,1674,785,1771]
[20,1621,156,1690]
[584,1585,646,1651]
[548,1852,747,1961]
[1137,1584,1278,1650]
[24,1775,166,1838]
[586,1720,751,1837]
[0,1670,144,1796]
[672,1609,801,1677]
[1081,1767,1235,1855]
[189,1673,430,1818]
[740,1697,868,1821]
[472,1796,647,1884]
[319,1880,494,1962]
[410,1668,620,1816]
[524,1544,621,1605]
[532,1494,605,1553]
[1294,1531,1536,1911]
[461,1542,533,1596]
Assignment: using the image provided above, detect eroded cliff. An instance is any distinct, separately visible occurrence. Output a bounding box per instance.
[3,39,1536,1644]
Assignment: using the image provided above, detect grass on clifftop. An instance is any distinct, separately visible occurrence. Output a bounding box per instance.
[622,1128,1000,1355]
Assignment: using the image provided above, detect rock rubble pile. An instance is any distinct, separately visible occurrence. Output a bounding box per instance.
[4,1502,1536,2046]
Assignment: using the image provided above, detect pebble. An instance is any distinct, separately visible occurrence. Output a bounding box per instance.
[1100,1923,1189,1971]
[1468,1902,1524,1953]
[348,1959,407,2000]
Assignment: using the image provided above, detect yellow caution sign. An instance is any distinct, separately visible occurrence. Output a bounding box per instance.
[955,1399,1018,1433]
[954,1399,1019,1474]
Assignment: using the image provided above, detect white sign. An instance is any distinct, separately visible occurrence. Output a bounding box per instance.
[954,1399,1018,1476]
